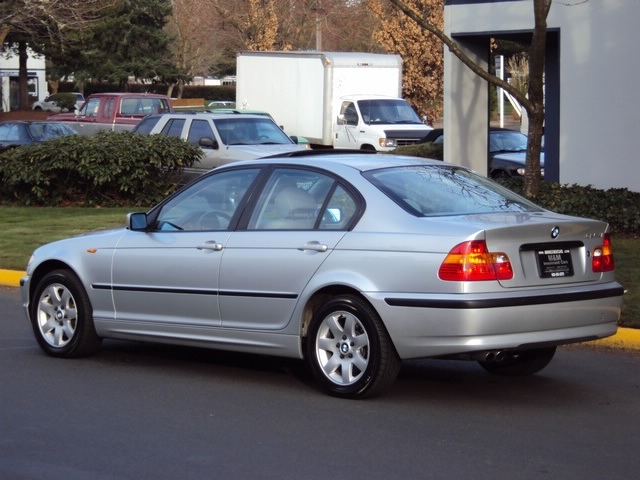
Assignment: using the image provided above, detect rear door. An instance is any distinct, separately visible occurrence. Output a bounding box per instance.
[218,167,361,330]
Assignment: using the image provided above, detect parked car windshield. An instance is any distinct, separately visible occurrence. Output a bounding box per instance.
[213,117,293,145]
[364,165,542,217]
[358,99,423,125]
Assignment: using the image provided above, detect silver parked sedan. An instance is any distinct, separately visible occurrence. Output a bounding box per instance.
[20,153,624,398]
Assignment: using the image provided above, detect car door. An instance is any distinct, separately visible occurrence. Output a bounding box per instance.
[185,118,222,170]
[72,96,100,135]
[110,168,261,328]
[219,167,361,330]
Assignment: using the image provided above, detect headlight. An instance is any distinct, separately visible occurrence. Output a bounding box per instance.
[379,138,397,148]
[516,167,526,176]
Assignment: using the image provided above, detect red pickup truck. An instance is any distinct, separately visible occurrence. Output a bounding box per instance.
[48,92,172,136]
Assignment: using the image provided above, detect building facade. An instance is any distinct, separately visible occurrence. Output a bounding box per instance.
[0,46,47,112]
[444,0,639,191]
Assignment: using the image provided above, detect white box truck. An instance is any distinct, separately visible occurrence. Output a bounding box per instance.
[235,51,432,151]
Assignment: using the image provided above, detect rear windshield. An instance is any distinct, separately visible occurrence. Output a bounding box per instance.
[364,165,542,216]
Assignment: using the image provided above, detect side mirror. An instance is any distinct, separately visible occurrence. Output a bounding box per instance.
[199,137,219,149]
[127,212,148,231]
[337,114,346,126]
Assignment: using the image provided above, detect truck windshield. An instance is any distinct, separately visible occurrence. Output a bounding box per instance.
[358,99,423,125]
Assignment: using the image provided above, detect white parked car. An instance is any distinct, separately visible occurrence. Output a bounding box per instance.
[132,112,307,180]
[32,93,85,113]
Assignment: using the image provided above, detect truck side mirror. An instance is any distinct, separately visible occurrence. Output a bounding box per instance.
[337,114,346,126]
[199,137,219,149]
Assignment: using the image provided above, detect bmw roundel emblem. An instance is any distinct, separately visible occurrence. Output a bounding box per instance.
[551,226,560,239]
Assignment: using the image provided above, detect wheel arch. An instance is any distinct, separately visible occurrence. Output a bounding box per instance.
[299,285,397,358]
[28,260,81,302]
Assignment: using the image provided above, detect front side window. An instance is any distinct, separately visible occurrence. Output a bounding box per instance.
[154,168,261,231]
[187,120,215,145]
[340,102,358,126]
[81,98,100,117]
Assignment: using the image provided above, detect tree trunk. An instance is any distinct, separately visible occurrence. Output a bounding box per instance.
[18,41,31,110]
[523,0,552,197]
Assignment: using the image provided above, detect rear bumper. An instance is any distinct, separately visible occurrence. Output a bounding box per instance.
[368,282,624,359]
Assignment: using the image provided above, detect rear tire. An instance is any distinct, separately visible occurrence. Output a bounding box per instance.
[306,295,401,399]
[30,269,102,358]
[478,347,556,376]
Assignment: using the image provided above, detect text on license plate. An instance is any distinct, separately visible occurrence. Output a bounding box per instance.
[536,248,574,278]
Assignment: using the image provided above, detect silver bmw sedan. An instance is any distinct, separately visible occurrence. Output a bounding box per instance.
[21,153,624,398]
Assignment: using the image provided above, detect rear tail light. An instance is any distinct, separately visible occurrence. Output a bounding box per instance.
[592,234,615,272]
[439,240,513,281]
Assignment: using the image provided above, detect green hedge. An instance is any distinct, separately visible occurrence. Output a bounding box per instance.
[501,180,640,235]
[0,131,202,207]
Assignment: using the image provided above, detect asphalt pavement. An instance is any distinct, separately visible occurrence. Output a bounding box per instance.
[3,268,638,350]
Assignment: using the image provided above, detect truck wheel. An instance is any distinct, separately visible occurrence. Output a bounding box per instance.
[306,294,401,399]
[30,269,102,358]
[478,347,556,376]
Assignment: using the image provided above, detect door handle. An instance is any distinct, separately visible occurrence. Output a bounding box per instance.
[197,241,223,251]
[298,241,328,252]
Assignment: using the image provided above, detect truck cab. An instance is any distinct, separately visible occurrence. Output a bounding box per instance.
[334,96,431,151]
[48,93,172,136]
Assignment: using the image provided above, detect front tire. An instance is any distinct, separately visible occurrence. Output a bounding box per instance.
[306,295,401,399]
[478,347,556,376]
[30,269,102,358]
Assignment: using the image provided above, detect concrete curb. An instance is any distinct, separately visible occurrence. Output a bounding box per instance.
[2,268,638,350]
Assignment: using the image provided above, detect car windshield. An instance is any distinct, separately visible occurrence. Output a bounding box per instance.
[27,122,76,141]
[358,99,423,125]
[213,117,293,145]
[364,165,542,217]
[489,130,528,153]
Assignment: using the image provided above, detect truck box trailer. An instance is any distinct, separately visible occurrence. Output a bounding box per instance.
[235,51,431,151]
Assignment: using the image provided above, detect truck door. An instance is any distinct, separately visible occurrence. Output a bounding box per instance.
[71,96,100,135]
[334,101,360,150]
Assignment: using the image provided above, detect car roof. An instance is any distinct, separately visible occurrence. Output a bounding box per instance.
[222,151,445,173]
[147,112,273,120]
[86,92,168,98]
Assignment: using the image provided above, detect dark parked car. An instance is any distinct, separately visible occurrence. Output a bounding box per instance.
[21,151,622,398]
[0,120,77,152]
[419,127,544,178]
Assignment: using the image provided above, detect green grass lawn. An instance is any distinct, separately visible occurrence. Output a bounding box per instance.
[1,206,637,327]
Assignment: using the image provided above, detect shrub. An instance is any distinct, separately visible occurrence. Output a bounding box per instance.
[0,131,202,207]
[500,180,640,235]
[50,93,78,111]
[393,142,443,160]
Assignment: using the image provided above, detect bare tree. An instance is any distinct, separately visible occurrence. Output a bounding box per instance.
[1,0,117,44]
[370,0,443,123]
[1,0,118,109]
[387,0,550,196]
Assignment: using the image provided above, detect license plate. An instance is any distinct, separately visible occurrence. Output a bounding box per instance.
[536,247,574,278]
